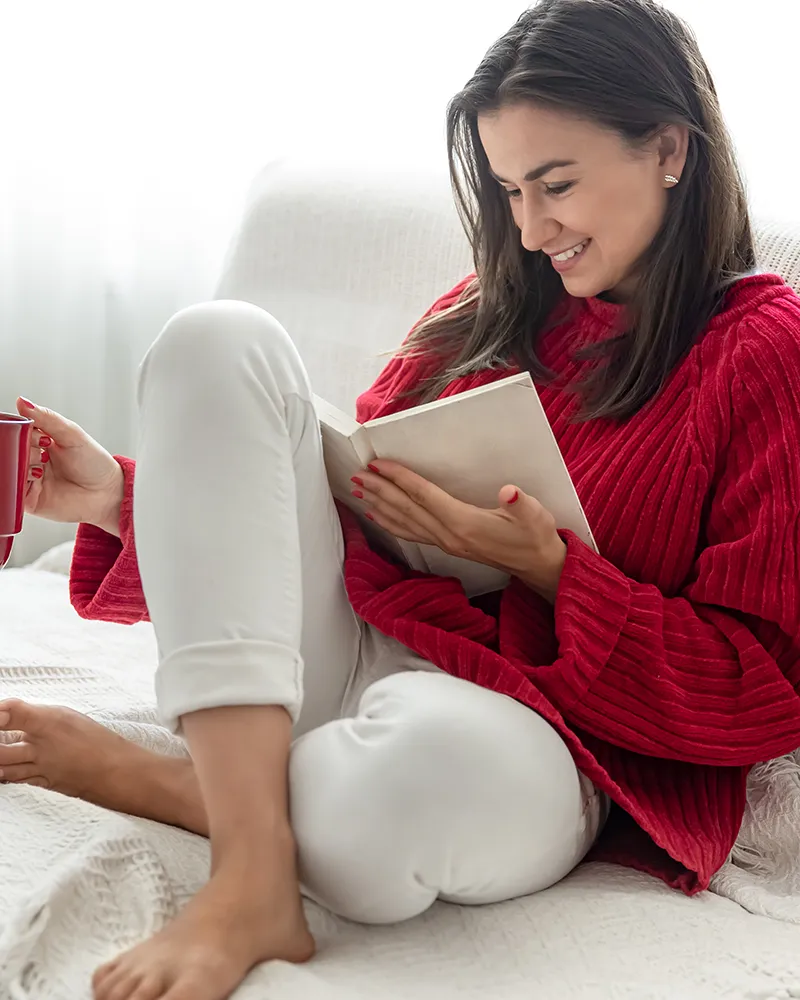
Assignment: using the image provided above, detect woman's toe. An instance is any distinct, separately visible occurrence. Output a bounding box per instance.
[92,960,125,999]
[0,699,43,734]
[0,741,35,767]
[104,971,143,1000]
[92,959,118,988]
[0,763,45,783]
[127,974,165,1000]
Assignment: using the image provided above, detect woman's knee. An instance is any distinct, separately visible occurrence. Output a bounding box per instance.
[288,673,457,922]
[350,671,585,811]
[292,672,517,838]
[138,299,301,389]
[289,671,594,923]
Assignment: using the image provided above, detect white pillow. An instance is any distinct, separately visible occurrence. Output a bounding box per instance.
[26,540,76,576]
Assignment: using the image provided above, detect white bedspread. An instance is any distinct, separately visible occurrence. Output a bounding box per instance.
[2,555,800,999]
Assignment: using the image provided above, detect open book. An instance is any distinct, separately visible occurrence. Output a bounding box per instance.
[313,371,596,597]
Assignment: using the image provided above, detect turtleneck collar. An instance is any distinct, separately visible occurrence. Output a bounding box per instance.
[580,291,627,331]
[569,270,785,339]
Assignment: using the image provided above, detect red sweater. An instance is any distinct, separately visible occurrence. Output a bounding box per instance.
[70,271,800,894]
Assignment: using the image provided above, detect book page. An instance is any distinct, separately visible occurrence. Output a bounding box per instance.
[312,395,422,567]
[311,395,361,439]
[312,394,372,501]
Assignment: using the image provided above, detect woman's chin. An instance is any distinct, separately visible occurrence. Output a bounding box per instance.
[559,271,606,298]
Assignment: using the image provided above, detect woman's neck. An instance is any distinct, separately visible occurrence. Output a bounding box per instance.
[595,285,629,305]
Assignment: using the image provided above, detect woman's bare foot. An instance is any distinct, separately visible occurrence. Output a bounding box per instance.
[92,835,315,1000]
[0,698,207,833]
[0,699,317,997]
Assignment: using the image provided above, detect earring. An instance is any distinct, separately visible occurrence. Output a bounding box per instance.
[664,174,679,186]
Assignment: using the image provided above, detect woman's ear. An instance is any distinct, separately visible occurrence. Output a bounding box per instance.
[656,124,689,180]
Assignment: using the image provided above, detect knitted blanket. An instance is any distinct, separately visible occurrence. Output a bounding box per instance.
[1,550,799,999]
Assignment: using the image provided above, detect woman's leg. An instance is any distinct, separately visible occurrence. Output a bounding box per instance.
[134,298,361,741]
[291,663,609,924]
[0,300,361,851]
[98,299,363,1000]
[0,650,608,926]
[0,299,607,989]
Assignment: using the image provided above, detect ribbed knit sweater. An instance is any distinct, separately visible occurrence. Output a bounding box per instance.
[70,270,800,894]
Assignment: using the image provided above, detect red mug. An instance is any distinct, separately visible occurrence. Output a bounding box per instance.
[0,412,34,567]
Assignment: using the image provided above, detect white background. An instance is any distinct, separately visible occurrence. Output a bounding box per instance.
[1,0,798,562]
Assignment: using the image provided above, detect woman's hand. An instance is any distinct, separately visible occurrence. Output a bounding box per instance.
[350,459,567,603]
[15,398,125,536]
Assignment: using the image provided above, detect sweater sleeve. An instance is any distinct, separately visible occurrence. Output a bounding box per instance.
[69,455,150,624]
[68,273,477,624]
[533,311,800,766]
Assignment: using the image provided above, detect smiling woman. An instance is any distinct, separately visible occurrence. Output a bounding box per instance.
[479,103,688,293]
[5,2,800,1000]
[395,0,753,420]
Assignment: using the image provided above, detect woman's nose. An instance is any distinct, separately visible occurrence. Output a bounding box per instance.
[519,205,560,254]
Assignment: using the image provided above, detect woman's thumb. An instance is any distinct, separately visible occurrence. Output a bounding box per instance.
[499,484,525,509]
[17,397,79,443]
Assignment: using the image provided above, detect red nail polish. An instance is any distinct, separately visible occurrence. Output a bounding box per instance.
[19,397,35,410]
[367,464,380,474]
[350,476,364,486]
[41,451,50,463]
[352,489,364,500]
[39,436,52,448]
[365,512,375,521]
[507,489,520,505]
[31,468,43,479]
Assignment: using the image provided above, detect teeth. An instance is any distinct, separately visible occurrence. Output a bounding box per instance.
[553,241,586,262]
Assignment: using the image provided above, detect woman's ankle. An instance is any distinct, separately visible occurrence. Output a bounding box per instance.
[210,818,297,872]
[122,754,209,835]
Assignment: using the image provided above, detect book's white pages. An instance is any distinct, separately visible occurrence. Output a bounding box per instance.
[312,395,417,566]
[313,372,595,596]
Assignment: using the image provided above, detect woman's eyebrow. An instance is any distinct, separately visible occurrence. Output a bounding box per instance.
[488,159,578,184]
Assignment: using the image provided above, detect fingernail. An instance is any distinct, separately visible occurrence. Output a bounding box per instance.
[507,489,520,505]
[31,467,43,479]
[365,513,375,521]
[0,711,9,727]
[350,476,364,486]
[19,397,35,410]
[39,436,52,448]
[352,490,364,500]
[0,769,4,779]
[41,451,50,464]
[367,464,380,474]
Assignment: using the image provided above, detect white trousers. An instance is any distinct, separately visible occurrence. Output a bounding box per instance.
[132,299,608,924]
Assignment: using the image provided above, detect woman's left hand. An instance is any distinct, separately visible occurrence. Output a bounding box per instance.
[350,459,567,603]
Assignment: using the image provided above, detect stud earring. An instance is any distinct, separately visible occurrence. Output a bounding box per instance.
[664,174,679,186]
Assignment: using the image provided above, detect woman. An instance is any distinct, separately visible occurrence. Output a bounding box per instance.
[4,0,800,998]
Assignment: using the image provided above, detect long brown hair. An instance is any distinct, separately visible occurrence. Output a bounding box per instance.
[398,0,755,420]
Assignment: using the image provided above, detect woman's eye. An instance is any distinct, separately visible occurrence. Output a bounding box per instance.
[544,181,574,196]
[503,181,575,200]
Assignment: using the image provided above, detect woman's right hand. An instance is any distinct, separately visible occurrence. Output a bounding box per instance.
[16,398,125,537]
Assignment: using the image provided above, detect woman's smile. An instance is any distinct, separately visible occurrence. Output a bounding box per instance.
[547,238,591,273]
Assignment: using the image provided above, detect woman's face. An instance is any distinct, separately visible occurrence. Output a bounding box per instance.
[477,104,687,301]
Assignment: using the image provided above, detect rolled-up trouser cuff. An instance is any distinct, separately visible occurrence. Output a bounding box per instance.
[154,639,303,734]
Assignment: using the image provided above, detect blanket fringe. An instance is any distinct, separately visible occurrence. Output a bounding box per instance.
[710,750,800,921]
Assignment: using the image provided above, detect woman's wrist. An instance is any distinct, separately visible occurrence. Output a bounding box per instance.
[88,508,122,539]
[518,538,567,604]
[85,465,125,538]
